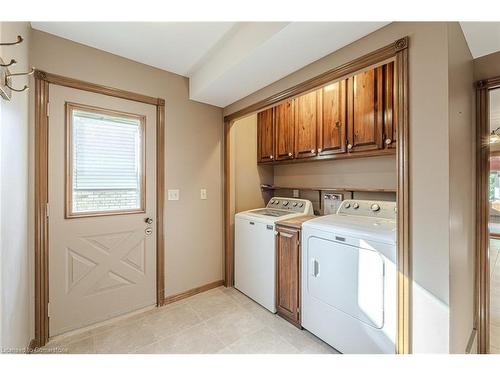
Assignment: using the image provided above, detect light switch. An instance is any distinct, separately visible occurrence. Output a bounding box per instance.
[200,188,207,200]
[168,189,179,201]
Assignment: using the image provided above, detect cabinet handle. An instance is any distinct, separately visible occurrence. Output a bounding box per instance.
[270,155,274,159]
[288,152,292,157]
[335,121,341,128]
[317,148,322,153]
[385,138,392,145]
[311,149,316,154]
[347,144,353,150]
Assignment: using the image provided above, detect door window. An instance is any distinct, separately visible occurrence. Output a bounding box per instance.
[66,103,145,217]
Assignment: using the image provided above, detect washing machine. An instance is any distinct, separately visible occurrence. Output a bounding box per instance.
[235,197,313,312]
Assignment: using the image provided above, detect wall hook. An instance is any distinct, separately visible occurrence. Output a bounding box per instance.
[0,59,17,68]
[0,35,23,46]
[5,67,34,92]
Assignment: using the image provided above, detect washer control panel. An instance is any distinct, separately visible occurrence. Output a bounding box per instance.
[267,197,313,214]
[337,199,396,220]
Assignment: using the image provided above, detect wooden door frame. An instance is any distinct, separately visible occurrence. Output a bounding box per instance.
[475,76,500,353]
[223,36,410,353]
[33,70,166,348]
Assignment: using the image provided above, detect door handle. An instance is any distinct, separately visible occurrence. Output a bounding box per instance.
[145,217,153,224]
[310,258,319,277]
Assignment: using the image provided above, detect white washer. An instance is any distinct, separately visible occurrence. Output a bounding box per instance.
[235,197,313,312]
[301,199,397,354]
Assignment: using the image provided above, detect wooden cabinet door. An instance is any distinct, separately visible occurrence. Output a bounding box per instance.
[275,226,301,327]
[383,62,396,149]
[347,66,384,153]
[275,100,295,161]
[318,80,347,156]
[294,90,319,159]
[257,108,275,163]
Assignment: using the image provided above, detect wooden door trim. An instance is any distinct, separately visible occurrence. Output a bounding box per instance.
[223,36,410,353]
[33,70,166,348]
[474,77,500,353]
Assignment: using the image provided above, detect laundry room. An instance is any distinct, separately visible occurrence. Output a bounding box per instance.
[227,64,401,353]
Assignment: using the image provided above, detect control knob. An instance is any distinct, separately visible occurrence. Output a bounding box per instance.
[353,202,359,209]
[283,201,289,206]
[299,203,304,207]
[371,204,381,212]
[293,202,298,207]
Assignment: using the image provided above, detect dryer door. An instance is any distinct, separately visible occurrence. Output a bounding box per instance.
[306,236,385,329]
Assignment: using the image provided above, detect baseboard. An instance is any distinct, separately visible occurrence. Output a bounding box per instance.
[164,280,224,305]
[27,339,38,353]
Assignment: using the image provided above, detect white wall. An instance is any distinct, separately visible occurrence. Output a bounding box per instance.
[447,22,475,353]
[0,22,32,351]
[232,114,273,213]
[30,29,224,298]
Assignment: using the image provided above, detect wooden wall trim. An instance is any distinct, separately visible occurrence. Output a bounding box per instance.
[224,37,408,123]
[156,102,166,306]
[163,280,224,305]
[34,70,161,106]
[476,84,491,353]
[395,45,411,354]
[223,120,233,287]
[223,36,411,354]
[34,75,49,348]
[34,71,166,347]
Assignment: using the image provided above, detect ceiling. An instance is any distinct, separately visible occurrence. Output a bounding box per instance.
[31,22,389,107]
[460,22,500,58]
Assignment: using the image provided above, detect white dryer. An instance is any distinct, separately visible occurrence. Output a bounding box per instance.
[301,199,397,354]
[235,197,313,312]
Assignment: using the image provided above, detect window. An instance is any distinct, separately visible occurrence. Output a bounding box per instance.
[66,103,145,217]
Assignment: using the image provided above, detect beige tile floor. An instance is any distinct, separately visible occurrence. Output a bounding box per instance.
[491,239,500,354]
[42,286,338,354]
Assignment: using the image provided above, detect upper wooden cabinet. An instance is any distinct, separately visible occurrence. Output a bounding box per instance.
[257,108,274,163]
[347,66,384,153]
[318,80,347,156]
[294,91,319,159]
[275,100,295,161]
[256,61,396,165]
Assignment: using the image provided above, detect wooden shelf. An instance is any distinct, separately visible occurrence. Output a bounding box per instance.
[260,185,396,193]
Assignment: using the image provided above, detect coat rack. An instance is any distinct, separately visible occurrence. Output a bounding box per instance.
[0,35,34,100]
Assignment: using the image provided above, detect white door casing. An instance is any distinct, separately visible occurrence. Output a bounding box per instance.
[48,85,157,336]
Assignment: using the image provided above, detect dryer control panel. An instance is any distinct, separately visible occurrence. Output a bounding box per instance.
[267,197,313,214]
[337,199,396,220]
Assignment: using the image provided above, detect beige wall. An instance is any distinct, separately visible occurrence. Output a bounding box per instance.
[474,50,500,81]
[232,114,273,213]
[0,22,32,350]
[447,23,475,354]
[224,22,476,353]
[274,156,396,190]
[30,30,224,298]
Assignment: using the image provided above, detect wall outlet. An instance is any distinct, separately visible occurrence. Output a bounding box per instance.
[200,188,207,200]
[293,189,300,198]
[168,189,179,201]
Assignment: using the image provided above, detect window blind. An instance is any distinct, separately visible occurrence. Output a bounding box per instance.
[72,110,142,191]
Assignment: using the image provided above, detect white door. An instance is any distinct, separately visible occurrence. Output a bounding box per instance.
[48,85,157,336]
